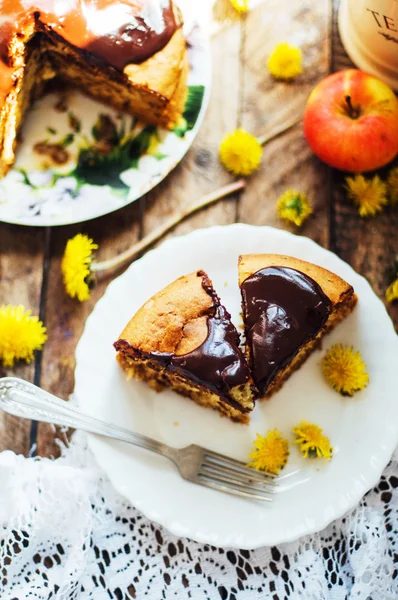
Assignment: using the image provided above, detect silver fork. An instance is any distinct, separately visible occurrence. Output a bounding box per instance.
[0,377,276,502]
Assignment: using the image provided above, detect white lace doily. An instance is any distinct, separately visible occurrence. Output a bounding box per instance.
[1,431,397,600]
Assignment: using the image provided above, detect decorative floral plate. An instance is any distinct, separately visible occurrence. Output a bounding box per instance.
[74,225,398,549]
[0,6,211,227]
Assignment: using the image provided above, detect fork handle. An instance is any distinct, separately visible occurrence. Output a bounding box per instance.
[0,377,175,460]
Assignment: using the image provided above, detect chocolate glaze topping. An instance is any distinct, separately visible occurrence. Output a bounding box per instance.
[0,0,178,98]
[170,306,250,400]
[150,276,252,410]
[85,5,177,71]
[241,266,331,393]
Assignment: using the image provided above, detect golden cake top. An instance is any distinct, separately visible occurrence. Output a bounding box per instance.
[117,271,214,356]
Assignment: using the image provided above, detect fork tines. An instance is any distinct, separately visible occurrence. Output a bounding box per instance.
[198,450,277,502]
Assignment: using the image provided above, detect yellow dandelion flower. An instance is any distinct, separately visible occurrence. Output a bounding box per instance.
[386,258,398,303]
[345,174,388,217]
[276,189,312,227]
[387,167,398,206]
[0,305,47,368]
[61,234,98,302]
[267,43,303,80]
[219,129,262,176]
[293,421,333,460]
[247,429,289,475]
[229,0,248,14]
[386,279,398,303]
[322,344,369,396]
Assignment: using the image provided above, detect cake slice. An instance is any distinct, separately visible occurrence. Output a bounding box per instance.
[238,254,357,398]
[114,271,257,423]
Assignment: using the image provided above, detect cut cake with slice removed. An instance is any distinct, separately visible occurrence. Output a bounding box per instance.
[238,254,357,399]
[114,270,257,423]
[0,0,188,178]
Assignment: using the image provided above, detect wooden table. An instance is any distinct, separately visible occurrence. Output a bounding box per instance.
[0,0,397,458]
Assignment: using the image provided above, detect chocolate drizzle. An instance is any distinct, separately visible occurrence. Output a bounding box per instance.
[162,305,251,400]
[241,266,331,393]
[0,0,178,99]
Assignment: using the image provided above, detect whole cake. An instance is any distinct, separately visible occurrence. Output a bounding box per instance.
[0,0,188,178]
[238,254,357,398]
[114,271,257,423]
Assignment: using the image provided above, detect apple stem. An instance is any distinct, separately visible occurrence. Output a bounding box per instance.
[345,95,360,119]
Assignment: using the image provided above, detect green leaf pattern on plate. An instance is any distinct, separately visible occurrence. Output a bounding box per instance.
[19,85,205,198]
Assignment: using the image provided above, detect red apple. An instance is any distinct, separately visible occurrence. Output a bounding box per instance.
[303,69,398,172]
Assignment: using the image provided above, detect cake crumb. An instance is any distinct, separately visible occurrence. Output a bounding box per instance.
[224,281,228,287]
[173,421,180,426]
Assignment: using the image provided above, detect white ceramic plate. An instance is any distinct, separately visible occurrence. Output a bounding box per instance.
[74,225,398,549]
[0,2,210,227]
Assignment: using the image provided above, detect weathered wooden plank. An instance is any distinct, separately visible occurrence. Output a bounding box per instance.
[238,0,331,249]
[331,0,398,331]
[142,18,242,242]
[36,201,142,457]
[0,224,45,455]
